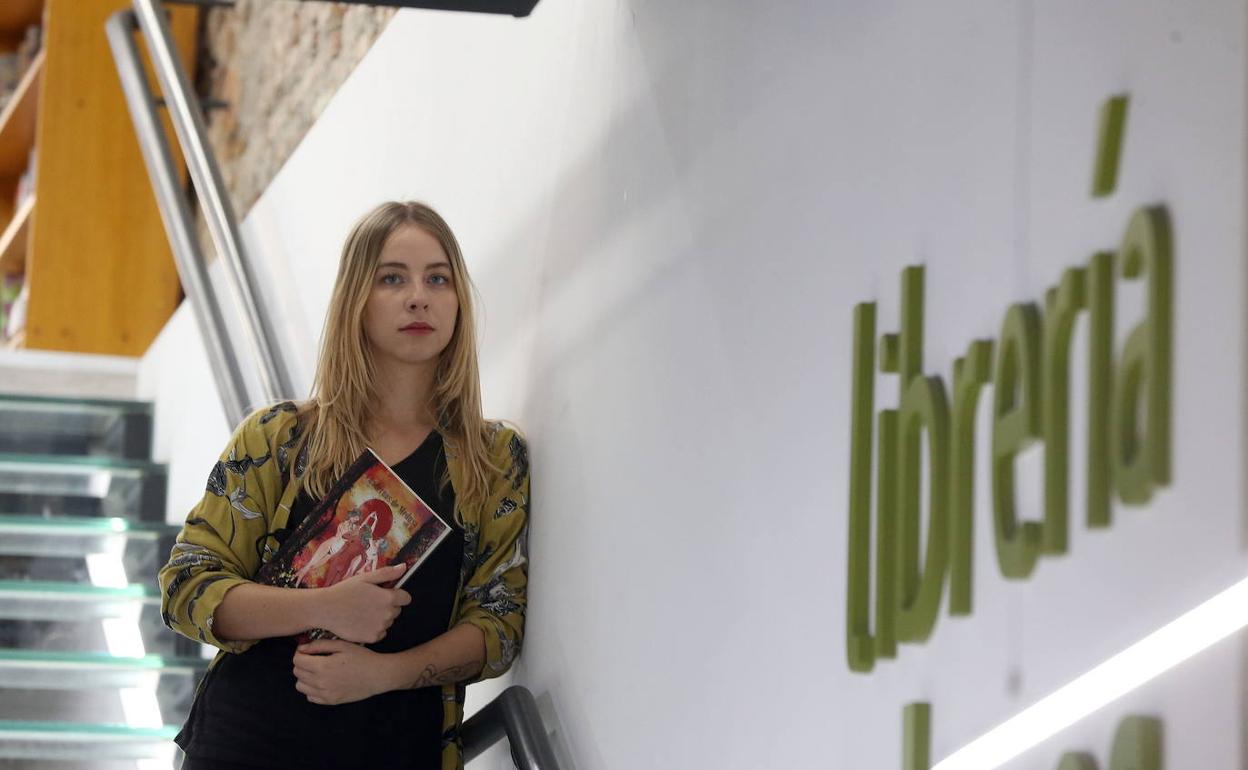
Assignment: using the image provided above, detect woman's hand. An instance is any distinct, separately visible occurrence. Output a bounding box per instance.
[313,563,411,643]
[292,639,398,705]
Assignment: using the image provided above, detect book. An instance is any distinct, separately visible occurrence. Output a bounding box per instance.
[255,447,452,642]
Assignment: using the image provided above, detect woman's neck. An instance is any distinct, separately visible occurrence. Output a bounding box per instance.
[368,357,438,436]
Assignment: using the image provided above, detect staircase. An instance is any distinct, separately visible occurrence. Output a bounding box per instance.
[0,394,204,769]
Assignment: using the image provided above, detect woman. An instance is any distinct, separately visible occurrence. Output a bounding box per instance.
[159,202,530,770]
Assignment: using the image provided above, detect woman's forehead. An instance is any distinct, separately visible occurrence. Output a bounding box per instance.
[380,224,447,267]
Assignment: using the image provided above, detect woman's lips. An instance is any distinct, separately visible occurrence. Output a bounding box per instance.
[400,324,433,335]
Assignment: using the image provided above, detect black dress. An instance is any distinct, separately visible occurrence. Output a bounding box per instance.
[176,431,465,770]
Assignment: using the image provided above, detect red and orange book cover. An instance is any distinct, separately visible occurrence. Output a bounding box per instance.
[256,448,452,641]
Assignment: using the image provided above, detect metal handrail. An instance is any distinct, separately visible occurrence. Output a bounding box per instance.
[105,10,249,426]
[134,0,295,416]
[463,685,561,769]
[109,4,560,767]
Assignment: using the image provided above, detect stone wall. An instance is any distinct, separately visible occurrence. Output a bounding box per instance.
[198,0,396,218]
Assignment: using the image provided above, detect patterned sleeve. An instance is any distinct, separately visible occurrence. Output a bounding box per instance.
[457,426,530,681]
[157,402,297,654]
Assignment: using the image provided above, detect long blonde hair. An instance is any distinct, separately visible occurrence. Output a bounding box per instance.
[298,201,495,517]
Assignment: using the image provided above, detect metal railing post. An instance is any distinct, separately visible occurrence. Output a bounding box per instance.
[106,10,249,426]
[463,686,562,769]
[131,0,295,407]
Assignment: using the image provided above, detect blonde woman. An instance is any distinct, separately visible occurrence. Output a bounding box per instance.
[160,202,530,770]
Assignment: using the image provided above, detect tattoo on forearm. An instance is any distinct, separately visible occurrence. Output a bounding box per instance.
[409,662,479,689]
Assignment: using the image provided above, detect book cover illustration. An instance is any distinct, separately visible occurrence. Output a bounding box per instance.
[256,448,452,640]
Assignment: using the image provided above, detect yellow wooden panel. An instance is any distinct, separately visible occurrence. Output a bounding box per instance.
[24,0,197,356]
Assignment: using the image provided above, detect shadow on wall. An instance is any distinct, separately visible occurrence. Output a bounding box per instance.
[473,3,857,423]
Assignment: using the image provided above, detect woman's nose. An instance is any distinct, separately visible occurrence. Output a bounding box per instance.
[407,286,429,309]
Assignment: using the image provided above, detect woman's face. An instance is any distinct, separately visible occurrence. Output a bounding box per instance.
[362,224,459,371]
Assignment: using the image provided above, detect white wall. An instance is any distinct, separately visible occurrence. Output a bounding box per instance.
[142,1,1248,767]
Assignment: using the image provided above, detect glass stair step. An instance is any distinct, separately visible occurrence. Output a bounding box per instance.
[0,454,165,494]
[0,515,180,559]
[0,455,167,521]
[0,720,178,761]
[0,394,153,461]
[0,612,201,662]
[0,581,159,622]
[0,649,205,690]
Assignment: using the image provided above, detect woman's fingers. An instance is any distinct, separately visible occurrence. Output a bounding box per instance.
[356,564,408,585]
[297,639,354,655]
[294,670,329,704]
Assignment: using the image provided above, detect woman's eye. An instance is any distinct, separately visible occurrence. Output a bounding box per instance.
[380,273,404,285]
[427,274,451,286]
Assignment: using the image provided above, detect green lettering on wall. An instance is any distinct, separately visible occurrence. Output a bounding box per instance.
[896,375,951,642]
[875,408,899,659]
[841,204,1173,670]
[846,302,878,672]
[1085,251,1116,527]
[1058,753,1099,770]
[948,339,993,615]
[1109,715,1162,770]
[1092,95,1130,198]
[993,302,1044,578]
[881,333,901,373]
[1111,207,1173,505]
[902,702,930,770]
[1042,267,1087,554]
[897,266,925,391]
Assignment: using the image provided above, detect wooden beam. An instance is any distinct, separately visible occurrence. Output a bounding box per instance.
[24,0,197,356]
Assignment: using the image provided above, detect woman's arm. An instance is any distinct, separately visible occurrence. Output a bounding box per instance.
[213,563,412,644]
[160,405,294,653]
[385,623,485,688]
[212,583,320,641]
[291,623,485,705]
[455,426,530,682]
[161,403,415,650]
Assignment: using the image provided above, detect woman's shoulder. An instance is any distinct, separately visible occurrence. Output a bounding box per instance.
[227,401,305,458]
[231,401,307,480]
[484,419,526,452]
[484,420,529,482]
[237,401,302,438]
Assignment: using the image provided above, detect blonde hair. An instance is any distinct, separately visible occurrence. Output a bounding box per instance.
[298,201,496,517]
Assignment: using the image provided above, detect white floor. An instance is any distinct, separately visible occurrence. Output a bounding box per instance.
[0,349,138,400]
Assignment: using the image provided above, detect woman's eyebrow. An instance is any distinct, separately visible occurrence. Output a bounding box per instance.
[423,261,452,271]
[376,261,410,271]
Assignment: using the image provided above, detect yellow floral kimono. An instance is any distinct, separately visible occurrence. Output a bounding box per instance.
[158,401,529,770]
